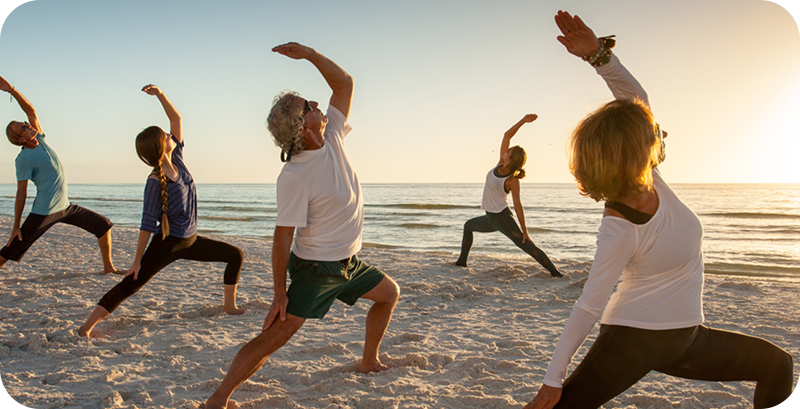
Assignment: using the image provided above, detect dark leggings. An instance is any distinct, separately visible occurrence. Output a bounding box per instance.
[555,324,794,409]
[98,234,243,313]
[0,203,112,262]
[455,208,562,277]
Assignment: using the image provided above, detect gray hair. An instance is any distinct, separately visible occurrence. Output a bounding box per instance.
[267,91,306,156]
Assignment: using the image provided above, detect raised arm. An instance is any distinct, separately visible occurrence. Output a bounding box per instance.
[555,11,648,105]
[499,114,537,164]
[1,76,42,134]
[272,43,354,119]
[142,84,182,143]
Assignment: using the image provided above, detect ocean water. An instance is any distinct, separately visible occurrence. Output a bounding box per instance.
[1,183,798,280]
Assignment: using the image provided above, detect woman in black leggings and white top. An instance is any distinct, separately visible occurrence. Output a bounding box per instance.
[525,11,793,409]
[455,114,562,278]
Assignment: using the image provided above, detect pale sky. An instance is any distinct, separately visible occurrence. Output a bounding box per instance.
[0,0,798,187]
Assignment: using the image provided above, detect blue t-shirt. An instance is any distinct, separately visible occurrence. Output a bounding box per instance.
[140,135,198,238]
[15,134,70,215]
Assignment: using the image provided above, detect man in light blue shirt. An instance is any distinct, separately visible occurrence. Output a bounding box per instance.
[1,76,121,274]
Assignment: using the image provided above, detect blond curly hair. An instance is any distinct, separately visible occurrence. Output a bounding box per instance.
[266,91,306,157]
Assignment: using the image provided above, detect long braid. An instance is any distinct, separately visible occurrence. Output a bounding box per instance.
[156,162,170,240]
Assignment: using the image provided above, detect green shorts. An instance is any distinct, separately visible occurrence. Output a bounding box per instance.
[286,252,385,319]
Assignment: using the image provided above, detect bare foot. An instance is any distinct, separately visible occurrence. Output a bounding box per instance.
[78,326,107,338]
[205,399,238,409]
[358,360,390,374]
[224,307,246,315]
[101,267,125,276]
[451,261,467,268]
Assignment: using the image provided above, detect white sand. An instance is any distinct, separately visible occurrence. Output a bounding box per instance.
[0,217,798,409]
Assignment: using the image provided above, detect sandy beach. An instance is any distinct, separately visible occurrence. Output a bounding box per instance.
[0,217,798,409]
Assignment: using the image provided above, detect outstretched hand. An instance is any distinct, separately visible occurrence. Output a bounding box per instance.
[555,10,600,59]
[272,42,315,60]
[522,114,538,123]
[0,76,12,93]
[141,84,162,96]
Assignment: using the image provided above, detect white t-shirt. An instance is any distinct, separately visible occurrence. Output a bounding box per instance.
[543,55,705,387]
[275,106,363,261]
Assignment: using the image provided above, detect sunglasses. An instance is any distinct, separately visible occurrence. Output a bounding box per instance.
[302,100,313,116]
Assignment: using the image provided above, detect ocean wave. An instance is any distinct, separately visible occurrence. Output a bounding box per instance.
[701,212,800,220]
[68,196,141,202]
[199,215,264,222]
[199,199,272,206]
[704,262,800,279]
[362,242,402,249]
[367,203,477,210]
[398,223,443,229]
[205,206,276,213]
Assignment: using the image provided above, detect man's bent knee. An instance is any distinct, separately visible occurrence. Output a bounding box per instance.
[363,276,400,304]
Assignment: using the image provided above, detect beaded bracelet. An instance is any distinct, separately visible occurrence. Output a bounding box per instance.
[582,43,605,64]
[583,35,616,67]
[591,50,613,67]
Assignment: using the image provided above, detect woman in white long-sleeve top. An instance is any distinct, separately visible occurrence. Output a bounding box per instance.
[525,11,793,409]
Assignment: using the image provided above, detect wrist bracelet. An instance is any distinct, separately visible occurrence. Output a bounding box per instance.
[591,49,613,67]
[584,35,616,67]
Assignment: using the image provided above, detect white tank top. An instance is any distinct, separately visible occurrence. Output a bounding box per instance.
[481,166,510,213]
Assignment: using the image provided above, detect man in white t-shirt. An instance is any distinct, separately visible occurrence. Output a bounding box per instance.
[206,43,400,409]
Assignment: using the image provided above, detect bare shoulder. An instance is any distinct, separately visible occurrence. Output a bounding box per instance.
[603,206,625,220]
[506,176,520,191]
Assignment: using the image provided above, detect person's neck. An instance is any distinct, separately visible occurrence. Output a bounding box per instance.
[497,163,512,175]
[304,131,325,151]
[617,190,659,214]
[21,135,39,149]
[161,155,178,181]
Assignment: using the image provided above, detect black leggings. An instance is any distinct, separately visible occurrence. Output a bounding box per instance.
[98,234,243,313]
[0,204,113,262]
[556,324,794,409]
[456,208,562,277]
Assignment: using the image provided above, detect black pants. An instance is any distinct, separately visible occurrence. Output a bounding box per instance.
[456,208,561,277]
[0,203,113,262]
[98,234,243,313]
[556,324,794,409]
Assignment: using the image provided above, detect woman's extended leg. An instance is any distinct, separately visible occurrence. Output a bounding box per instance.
[657,325,794,409]
[487,209,562,277]
[80,235,190,336]
[176,236,245,314]
[455,214,495,267]
[555,325,697,409]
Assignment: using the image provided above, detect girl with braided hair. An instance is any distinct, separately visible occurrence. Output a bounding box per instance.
[79,85,245,338]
